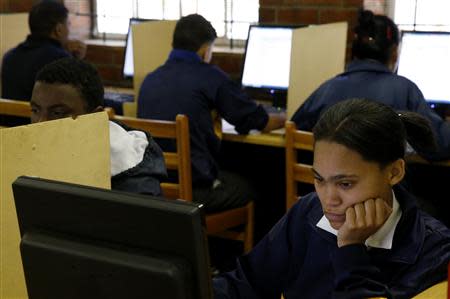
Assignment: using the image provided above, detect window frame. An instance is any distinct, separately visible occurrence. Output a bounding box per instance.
[391,0,450,32]
[89,0,256,48]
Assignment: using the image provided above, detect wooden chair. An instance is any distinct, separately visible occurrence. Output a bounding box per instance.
[285,121,315,211]
[112,114,254,253]
[0,98,31,118]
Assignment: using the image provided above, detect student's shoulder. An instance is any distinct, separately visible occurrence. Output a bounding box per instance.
[391,73,423,93]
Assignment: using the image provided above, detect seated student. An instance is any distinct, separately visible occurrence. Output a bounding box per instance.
[291,10,450,160]
[30,57,167,195]
[1,0,86,102]
[137,14,286,213]
[214,99,450,299]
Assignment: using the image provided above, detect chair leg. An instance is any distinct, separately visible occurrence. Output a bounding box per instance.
[243,201,254,253]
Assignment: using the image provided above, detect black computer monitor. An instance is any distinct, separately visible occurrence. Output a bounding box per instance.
[122,18,152,78]
[240,24,303,107]
[397,31,450,113]
[12,176,212,299]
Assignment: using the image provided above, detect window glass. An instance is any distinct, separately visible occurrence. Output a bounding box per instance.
[95,0,258,41]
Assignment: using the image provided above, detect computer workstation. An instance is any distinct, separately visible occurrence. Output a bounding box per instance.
[397,31,450,118]
[240,24,302,111]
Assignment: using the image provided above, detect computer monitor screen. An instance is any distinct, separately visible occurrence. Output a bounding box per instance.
[122,18,151,78]
[12,176,212,299]
[397,31,450,105]
[241,25,296,91]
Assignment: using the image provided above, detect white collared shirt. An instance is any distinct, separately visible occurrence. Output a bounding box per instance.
[316,191,402,249]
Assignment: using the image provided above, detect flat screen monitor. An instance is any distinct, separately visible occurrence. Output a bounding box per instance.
[12,176,212,299]
[397,31,450,105]
[241,25,302,107]
[122,18,151,78]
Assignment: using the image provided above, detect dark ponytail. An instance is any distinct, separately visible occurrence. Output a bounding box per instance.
[398,111,438,157]
[352,9,399,65]
[313,99,437,167]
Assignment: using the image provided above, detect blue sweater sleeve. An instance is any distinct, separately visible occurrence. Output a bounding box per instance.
[331,244,389,299]
[214,75,269,134]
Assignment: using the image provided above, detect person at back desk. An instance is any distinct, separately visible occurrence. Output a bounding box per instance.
[1,0,86,102]
[30,57,167,196]
[291,10,450,160]
[137,14,285,213]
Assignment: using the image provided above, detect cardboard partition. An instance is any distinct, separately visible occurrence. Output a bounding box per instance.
[0,13,29,59]
[0,13,29,94]
[132,20,177,116]
[0,112,111,298]
[287,22,348,119]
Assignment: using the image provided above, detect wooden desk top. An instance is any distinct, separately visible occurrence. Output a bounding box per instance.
[406,154,450,167]
[222,131,286,147]
[413,281,447,298]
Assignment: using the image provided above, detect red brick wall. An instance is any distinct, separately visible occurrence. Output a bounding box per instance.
[260,0,364,61]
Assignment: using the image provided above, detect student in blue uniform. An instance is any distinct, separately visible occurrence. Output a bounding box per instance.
[214,99,450,299]
[1,1,86,102]
[137,14,286,213]
[291,10,450,160]
[30,58,167,195]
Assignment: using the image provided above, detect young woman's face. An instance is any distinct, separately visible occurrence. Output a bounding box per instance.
[313,140,398,230]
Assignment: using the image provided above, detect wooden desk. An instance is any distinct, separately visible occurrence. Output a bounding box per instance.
[221,119,286,148]
[222,131,285,148]
[406,154,450,167]
[413,281,447,298]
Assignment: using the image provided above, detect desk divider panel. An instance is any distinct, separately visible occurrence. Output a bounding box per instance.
[0,13,29,95]
[131,20,177,117]
[0,112,111,298]
[287,22,348,119]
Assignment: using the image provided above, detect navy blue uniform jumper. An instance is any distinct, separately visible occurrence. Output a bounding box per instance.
[291,60,450,160]
[137,49,268,187]
[1,35,70,101]
[213,185,450,299]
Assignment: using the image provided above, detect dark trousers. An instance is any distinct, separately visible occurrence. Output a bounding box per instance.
[193,170,254,213]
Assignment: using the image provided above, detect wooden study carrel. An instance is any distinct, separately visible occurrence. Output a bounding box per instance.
[287,22,348,118]
[0,112,111,298]
[124,20,177,117]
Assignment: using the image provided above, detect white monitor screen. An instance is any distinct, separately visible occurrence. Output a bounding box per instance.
[122,19,150,78]
[397,31,450,104]
[241,26,294,90]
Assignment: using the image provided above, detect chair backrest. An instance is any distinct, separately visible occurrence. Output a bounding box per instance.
[285,121,314,211]
[112,114,193,201]
[0,98,31,118]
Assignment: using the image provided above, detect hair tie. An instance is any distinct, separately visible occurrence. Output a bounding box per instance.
[386,26,392,41]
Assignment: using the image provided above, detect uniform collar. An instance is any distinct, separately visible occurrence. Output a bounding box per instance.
[23,34,63,48]
[168,49,203,63]
[316,191,402,249]
[343,59,393,75]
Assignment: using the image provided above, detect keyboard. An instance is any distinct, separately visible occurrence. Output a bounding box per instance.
[104,92,134,115]
[104,91,134,103]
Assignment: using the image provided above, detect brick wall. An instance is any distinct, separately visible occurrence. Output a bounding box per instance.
[2,0,389,87]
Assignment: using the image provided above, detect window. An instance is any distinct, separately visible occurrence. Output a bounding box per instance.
[94,0,259,44]
[394,0,450,31]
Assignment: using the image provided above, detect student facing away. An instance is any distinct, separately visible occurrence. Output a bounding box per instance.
[30,57,167,195]
[214,99,450,299]
[1,0,86,102]
[291,10,450,161]
[137,14,286,213]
